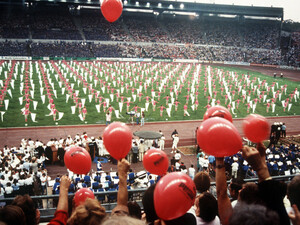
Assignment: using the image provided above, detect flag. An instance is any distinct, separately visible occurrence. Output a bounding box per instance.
[41,95,45,104]
[96,105,100,113]
[71,106,76,114]
[4,99,9,110]
[19,97,23,105]
[57,112,64,121]
[33,101,38,110]
[115,110,120,118]
[0,111,5,122]
[31,113,38,123]
[81,99,86,107]
[145,102,149,111]
[88,95,93,103]
[79,114,84,121]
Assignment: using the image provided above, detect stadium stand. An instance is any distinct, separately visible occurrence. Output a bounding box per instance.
[0,2,300,224]
[0,6,298,66]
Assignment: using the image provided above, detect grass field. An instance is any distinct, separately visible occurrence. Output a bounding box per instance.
[0,60,299,127]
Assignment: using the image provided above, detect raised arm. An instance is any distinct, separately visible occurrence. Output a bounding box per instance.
[242,144,290,225]
[48,175,71,225]
[242,145,270,182]
[112,158,130,215]
[215,157,232,225]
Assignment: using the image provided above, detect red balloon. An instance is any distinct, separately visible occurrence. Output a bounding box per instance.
[103,122,132,160]
[154,172,196,221]
[143,149,169,176]
[74,188,95,207]
[197,117,242,157]
[243,114,270,143]
[64,146,92,174]
[203,105,233,123]
[101,0,123,23]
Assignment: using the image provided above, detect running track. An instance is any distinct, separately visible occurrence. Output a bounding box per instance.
[1,116,300,148]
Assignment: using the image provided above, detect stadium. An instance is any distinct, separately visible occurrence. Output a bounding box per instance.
[0,0,300,224]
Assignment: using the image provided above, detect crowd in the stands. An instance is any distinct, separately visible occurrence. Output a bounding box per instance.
[0,134,300,225]
[1,10,298,66]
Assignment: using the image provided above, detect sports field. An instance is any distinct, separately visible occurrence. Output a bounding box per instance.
[0,60,299,127]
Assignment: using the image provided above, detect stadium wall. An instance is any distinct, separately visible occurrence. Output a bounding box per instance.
[1,56,299,71]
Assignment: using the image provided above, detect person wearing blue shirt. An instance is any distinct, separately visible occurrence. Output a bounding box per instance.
[68,183,75,193]
[97,184,105,202]
[104,177,111,191]
[128,169,135,184]
[97,158,102,171]
[107,184,117,202]
[92,178,99,192]
[272,161,279,176]
[74,174,81,184]
[148,175,155,186]
[84,174,91,187]
[105,172,111,181]
[53,177,60,194]
[94,173,101,182]
[12,179,20,197]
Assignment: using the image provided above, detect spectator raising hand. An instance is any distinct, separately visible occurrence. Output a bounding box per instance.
[111,158,131,215]
[48,175,71,225]
[242,145,270,182]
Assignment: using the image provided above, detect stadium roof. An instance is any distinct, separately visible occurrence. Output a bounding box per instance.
[1,0,283,20]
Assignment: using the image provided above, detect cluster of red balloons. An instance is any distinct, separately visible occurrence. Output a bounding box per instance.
[101,0,123,23]
[154,172,196,220]
[197,106,242,157]
[103,122,133,160]
[198,106,270,157]
[64,146,92,174]
[143,149,169,176]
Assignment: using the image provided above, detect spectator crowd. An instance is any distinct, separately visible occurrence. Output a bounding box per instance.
[0,10,299,66]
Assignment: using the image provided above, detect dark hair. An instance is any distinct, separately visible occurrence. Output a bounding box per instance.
[142,184,158,223]
[288,175,300,209]
[229,178,243,200]
[0,205,26,225]
[229,204,279,225]
[128,201,142,219]
[165,213,196,225]
[198,192,218,222]
[11,195,37,225]
[239,183,261,205]
[194,172,210,193]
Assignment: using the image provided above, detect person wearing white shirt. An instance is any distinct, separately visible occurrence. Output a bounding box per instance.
[138,140,146,162]
[171,134,179,153]
[4,183,13,196]
[203,157,209,172]
[159,135,165,150]
[189,164,196,179]
[66,136,73,145]
[175,161,180,171]
[174,151,181,162]
[231,160,239,179]
[40,173,48,195]
[198,155,205,172]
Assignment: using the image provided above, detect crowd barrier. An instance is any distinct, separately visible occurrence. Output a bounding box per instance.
[0,174,296,222]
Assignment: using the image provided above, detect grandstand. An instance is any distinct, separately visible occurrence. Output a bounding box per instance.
[0,0,300,224]
[0,1,298,66]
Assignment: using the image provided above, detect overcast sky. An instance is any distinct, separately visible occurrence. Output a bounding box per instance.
[198,0,299,22]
